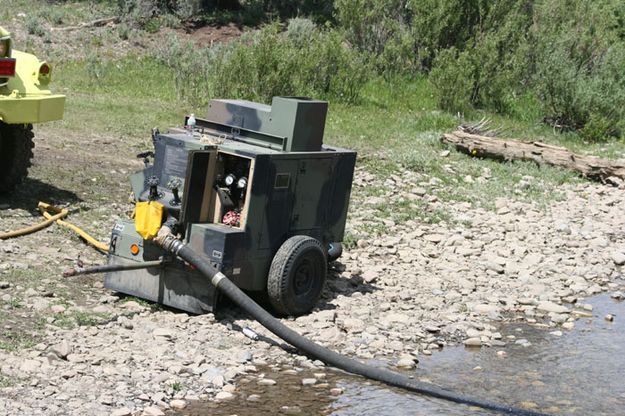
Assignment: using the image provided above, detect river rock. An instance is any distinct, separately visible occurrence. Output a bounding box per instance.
[464,338,482,347]
[142,406,165,416]
[280,405,302,414]
[50,304,66,314]
[301,378,316,386]
[215,392,235,400]
[396,355,416,369]
[51,340,71,360]
[536,301,570,314]
[153,328,173,340]
[341,318,365,333]
[2,164,625,416]
[170,400,187,410]
[361,270,378,283]
[20,359,41,374]
[424,234,444,243]
[612,251,625,266]
[330,388,344,396]
[473,304,500,315]
[611,291,624,301]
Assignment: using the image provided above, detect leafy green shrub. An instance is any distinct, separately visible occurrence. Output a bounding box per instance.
[429,2,531,114]
[406,0,493,69]
[25,16,47,37]
[47,9,66,25]
[428,48,474,113]
[426,0,625,140]
[335,0,419,75]
[143,17,162,32]
[241,0,334,22]
[175,0,201,20]
[117,22,131,40]
[286,17,317,47]
[158,24,369,105]
[529,1,625,140]
[86,51,108,82]
[118,0,199,26]
[334,0,503,75]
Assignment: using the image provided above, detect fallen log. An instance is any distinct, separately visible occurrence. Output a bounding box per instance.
[441,130,625,183]
[53,17,120,31]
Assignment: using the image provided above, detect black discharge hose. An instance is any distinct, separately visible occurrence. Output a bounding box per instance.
[156,232,551,416]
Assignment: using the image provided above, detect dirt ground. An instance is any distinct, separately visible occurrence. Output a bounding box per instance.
[177,22,245,46]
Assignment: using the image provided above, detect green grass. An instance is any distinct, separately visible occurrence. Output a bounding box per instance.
[170,381,184,392]
[7,296,23,309]
[0,331,38,352]
[120,295,162,312]
[1,0,117,26]
[0,374,13,388]
[327,77,587,214]
[54,55,186,140]
[319,77,588,237]
[52,311,110,329]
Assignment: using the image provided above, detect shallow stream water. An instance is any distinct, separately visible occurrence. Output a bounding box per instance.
[175,293,625,416]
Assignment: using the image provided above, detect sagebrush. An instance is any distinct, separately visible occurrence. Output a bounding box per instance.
[159,22,368,106]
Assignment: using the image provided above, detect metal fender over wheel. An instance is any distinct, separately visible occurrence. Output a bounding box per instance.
[327,242,343,262]
[0,122,34,192]
[267,235,327,316]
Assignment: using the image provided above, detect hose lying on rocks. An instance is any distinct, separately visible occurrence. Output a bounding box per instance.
[154,228,551,416]
[0,202,68,240]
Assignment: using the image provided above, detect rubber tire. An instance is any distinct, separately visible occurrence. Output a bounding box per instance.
[267,235,327,316]
[327,242,343,262]
[0,123,35,193]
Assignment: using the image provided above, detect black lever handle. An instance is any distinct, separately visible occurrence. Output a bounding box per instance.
[147,176,160,200]
[137,151,155,168]
[167,178,182,206]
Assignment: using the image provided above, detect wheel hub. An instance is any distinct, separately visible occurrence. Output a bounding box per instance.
[294,259,314,296]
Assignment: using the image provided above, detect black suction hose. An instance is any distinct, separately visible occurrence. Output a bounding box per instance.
[156,232,551,416]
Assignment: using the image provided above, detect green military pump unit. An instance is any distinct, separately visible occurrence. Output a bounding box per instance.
[105,97,356,316]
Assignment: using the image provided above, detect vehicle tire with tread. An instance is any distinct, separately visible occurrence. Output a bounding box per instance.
[0,122,34,193]
[267,235,327,316]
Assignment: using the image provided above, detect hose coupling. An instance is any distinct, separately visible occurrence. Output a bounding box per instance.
[153,226,185,255]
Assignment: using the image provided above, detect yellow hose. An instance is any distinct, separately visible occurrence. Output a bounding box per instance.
[0,203,68,239]
[0,202,109,253]
[38,202,110,253]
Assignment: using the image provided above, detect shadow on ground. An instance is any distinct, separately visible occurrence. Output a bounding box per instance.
[0,177,82,212]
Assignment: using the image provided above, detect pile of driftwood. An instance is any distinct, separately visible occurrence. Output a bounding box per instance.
[441,121,625,184]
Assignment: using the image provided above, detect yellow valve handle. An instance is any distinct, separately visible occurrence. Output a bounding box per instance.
[135,201,164,240]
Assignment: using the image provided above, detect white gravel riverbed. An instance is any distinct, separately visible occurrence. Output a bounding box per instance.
[1,171,624,416]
